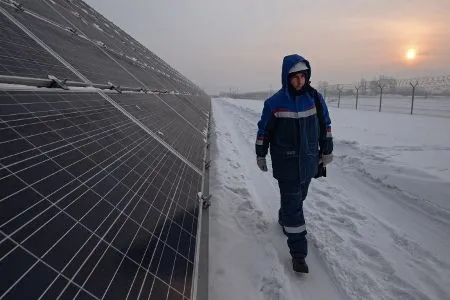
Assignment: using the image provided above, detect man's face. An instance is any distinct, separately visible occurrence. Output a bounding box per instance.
[289,73,306,91]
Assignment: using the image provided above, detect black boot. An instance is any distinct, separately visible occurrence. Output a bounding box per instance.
[292,258,309,273]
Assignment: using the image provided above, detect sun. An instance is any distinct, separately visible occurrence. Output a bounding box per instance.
[406,48,417,60]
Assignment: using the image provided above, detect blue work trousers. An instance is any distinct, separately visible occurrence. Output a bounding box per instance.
[278,179,311,259]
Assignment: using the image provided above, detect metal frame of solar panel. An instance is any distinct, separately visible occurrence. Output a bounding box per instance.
[0,1,211,299]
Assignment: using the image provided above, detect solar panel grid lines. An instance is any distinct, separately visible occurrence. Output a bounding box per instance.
[0,90,200,298]
[1,0,73,28]
[0,158,154,299]
[0,110,137,185]
[57,0,192,94]
[122,169,189,300]
[0,93,158,240]
[8,11,147,88]
[99,92,203,175]
[2,92,187,204]
[176,95,209,117]
[96,49,167,91]
[0,230,102,300]
[2,0,180,79]
[3,0,200,95]
[0,0,211,297]
[47,0,127,46]
[0,89,204,180]
[15,0,185,93]
[116,92,206,136]
[0,155,161,288]
[158,94,208,131]
[107,93,206,170]
[0,132,147,235]
[0,5,91,84]
[147,164,188,300]
[57,147,176,299]
[0,128,151,243]
[0,92,137,168]
[0,9,78,81]
[6,0,128,58]
[127,158,185,300]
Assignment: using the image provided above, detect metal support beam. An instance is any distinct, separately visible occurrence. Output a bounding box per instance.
[193,112,212,300]
[0,75,164,94]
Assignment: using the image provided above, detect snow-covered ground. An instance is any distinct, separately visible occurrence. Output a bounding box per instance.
[208,97,450,300]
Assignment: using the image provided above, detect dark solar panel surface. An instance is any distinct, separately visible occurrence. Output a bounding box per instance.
[10,11,143,87]
[172,95,211,118]
[0,11,77,80]
[4,0,198,94]
[105,51,169,91]
[12,0,73,27]
[18,0,140,57]
[158,94,208,131]
[0,91,201,299]
[109,93,206,170]
[0,1,209,298]
[22,0,181,92]
[174,95,210,116]
[48,0,193,93]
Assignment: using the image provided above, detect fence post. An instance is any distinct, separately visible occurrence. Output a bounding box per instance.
[377,81,386,112]
[410,81,419,115]
[355,86,360,110]
[337,85,343,108]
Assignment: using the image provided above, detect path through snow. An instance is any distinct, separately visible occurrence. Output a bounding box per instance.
[209,98,450,300]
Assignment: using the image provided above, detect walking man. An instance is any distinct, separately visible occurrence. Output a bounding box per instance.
[255,54,333,273]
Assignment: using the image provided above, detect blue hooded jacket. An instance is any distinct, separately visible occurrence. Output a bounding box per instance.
[256,54,333,182]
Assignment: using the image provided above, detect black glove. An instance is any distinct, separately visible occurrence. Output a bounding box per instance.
[314,163,327,178]
[256,157,268,172]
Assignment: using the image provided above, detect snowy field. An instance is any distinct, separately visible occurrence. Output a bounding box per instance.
[208,97,450,300]
[327,95,450,118]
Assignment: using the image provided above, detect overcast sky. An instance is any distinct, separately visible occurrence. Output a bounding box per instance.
[85,0,450,94]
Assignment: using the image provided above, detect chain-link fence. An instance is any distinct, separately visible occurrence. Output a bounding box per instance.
[319,75,450,117]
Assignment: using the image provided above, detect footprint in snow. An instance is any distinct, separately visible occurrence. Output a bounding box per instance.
[387,228,450,270]
[235,200,269,234]
[330,216,362,237]
[260,275,285,300]
[314,199,338,213]
[338,206,367,221]
[350,237,431,300]
[225,186,251,198]
[350,238,394,274]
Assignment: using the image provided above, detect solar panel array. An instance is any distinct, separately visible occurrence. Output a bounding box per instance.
[0,1,210,299]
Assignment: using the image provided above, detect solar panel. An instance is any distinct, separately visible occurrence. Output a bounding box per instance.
[0,0,210,297]
[108,93,206,170]
[157,94,208,131]
[3,0,202,95]
[7,9,143,87]
[11,0,189,93]
[175,95,210,116]
[7,0,74,28]
[0,11,77,80]
[0,90,203,299]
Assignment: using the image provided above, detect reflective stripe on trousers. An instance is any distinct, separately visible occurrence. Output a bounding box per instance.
[284,224,306,234]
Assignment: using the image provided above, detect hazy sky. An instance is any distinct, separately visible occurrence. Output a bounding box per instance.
[85,0,450,94]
